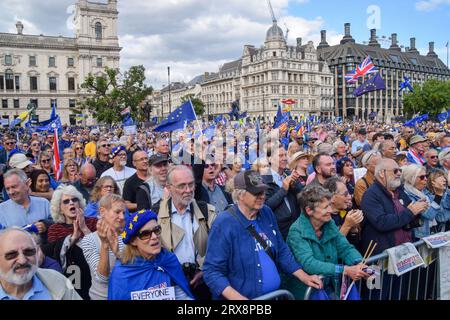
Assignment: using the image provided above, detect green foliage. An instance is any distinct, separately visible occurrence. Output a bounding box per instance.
[403,79,450,118]
[181,94,205,116]
[78,66,153,124]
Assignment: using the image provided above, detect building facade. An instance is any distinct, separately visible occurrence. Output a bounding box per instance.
[317,23,450,120]
[0,0,121,126]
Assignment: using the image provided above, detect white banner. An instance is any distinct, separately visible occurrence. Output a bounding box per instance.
[123,125,137,135]
[387,242,425,276]
[439,245,450,300]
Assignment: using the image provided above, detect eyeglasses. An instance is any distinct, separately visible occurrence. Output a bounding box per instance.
[31,143,40,147]
[67,164,77,168]
[5,141,16,145]
[429,156,438,159]
[172,182,195,192]
[118,152,127,158]
[75,147,83,150]
[205,163,217,169]
[100,144,111,148]
[4,248,37,261]
[418,175,427,181]
[102,185,114,190]
[62,197,80,205]
[137,225,162,240]
[41,159,51,163]
[386,168,402,175]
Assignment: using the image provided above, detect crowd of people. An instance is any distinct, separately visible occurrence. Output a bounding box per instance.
[0,118,450,300]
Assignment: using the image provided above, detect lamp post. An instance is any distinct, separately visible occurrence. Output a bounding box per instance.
[262,89,266,122]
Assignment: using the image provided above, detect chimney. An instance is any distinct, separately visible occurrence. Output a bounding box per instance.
[297,37,302,47]
[409,38,419,54]
[340,23,355,44]
[318,30,330,49]
[389,33,401,51]
[16,21,24,35]
[368,29,380,47]
[427,41,438,58]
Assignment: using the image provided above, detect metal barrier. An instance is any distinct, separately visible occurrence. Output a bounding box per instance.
[254,290,295,300]
[304,240,441,300]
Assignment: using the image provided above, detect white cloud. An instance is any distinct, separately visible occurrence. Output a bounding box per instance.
[416,0,450,11]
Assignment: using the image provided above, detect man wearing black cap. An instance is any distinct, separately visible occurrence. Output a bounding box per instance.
[203,170,322,300]
[136,153,169,211]
[351,129,371,162]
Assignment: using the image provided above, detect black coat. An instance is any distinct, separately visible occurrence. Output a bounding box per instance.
[262,172,303,240]
[192,163,232,208]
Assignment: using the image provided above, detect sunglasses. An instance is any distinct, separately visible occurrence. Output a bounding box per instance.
[205,163,217,169]
[100,144,111,148]
[76,147,83,150]
[4,248,37,261]
[62,197,80,205]
[418,175,427,181]
[31,143,40,147]
[5,141,16,145]
[386,168,402,175]
[429,156,438,159]
[41,159,51,163]
[137,225,162,240]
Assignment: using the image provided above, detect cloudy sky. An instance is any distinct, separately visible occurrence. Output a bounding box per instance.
[1,0,449,89]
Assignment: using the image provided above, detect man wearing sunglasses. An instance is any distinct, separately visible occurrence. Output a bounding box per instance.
[101,146,136,195]
[0,169,53,244]
[0,134,17,166]
[424,149,442,175]
[93,138,112,178]
[0,227,81,300]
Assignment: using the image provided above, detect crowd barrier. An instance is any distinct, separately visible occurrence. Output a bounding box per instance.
[304,240,445,300]
[254,290,295,300]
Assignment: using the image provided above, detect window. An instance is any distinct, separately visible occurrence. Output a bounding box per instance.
[95,22,102,39]
[68,77,75,91]
[68,57,74,67]
[2,99,8,108]
[49,57,56,67]
[50,99,57,109]
[69,99,76,108]
[96,57,102,67]
[30,99,38,109]
[49,77,57,91]
[15,76,20,91]
[0,75,3,90]
[5,55,12,66]
[5,71,14,90]
[13,99,19,108]
[29,56,36,67]
[30,77,38,91]
[273,51,276,57]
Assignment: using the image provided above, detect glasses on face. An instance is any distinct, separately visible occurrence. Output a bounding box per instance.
[41,159,51,163]
[102,185,114,190]
[386,168,402,175]
[62,197,80,205]
[100,144,111,148]
[418,175,427,181]
[205,163,217,169]
[67,163,77,168]
[429,156,438,160]
[4,248,37,261]
[135,157,149,163]
[118,153,127,158]
[5,141,16,146]
[137,225,162,240]
[76,147,83,150]
[31,143,40,147]
[172,182,195,192]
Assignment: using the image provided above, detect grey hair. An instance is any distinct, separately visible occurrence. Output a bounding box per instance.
[401,164,425,186]
[50,185,86,223]
[374,159,396,179]
[425,149,438,158]
[299,185,332,213]
[166,165,194,185]
[80,162,96,176]
[98,193,125,211]
[3,168,28,183]
[0,227,37,248]
[232,189,247,203]
[361,150,381,167]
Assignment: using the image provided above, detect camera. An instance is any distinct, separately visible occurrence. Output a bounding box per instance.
[182,262,198,281]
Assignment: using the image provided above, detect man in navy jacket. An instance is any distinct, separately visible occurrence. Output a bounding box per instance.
[360,159,427,255]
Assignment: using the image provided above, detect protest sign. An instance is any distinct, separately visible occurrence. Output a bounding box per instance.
[124,125,137,135]
[387,242,425,276]
[130,286,175,300]
[353,168,367,183]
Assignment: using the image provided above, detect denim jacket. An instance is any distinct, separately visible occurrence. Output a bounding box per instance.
[203,205,302,300]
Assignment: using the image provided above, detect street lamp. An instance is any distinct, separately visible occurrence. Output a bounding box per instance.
[262,89,266,121]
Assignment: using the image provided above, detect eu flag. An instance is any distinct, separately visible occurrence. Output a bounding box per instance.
[153,100,197,132]
[353,73,386,97]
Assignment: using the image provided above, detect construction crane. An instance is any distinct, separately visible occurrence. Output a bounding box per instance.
[284,23,290,42]
[266,0,277,23]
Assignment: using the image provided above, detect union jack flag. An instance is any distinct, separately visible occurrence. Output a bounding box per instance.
[345,56,378,84]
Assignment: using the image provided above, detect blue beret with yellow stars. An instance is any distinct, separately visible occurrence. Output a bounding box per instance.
[121,209,158,244]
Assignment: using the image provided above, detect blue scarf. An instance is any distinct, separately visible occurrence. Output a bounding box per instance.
[108,248,194,300]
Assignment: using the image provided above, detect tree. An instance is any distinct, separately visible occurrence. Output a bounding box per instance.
[181,94,205,116]
[78,66,153,124]
[403,79,450,118]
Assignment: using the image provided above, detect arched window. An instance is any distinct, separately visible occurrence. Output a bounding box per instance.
[95,22,102,39]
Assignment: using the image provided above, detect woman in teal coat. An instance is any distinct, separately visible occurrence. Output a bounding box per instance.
[284,185,370,299]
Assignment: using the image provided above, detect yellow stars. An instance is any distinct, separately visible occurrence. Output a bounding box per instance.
[121,231,127,239]
[133,215,138,222]
[129,222,133,230]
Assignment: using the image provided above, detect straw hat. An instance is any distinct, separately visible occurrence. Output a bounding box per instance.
[289,151,312,170]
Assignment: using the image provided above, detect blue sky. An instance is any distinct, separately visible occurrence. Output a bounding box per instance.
[287,0,450,59]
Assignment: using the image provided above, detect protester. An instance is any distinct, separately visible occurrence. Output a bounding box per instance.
[285,185,368,299]
[427,170,450,231]
[72,142,87,167]
[154,138,171,156]
[9,153,34,177]
[288,151,312,187]
[37,151,54,178]
[439,149,450,173]
[79,194,126,300]
[354,151,382,207]
[0,134,17,165]
[61,159,80,184]
[84,176,121,218]
[309,153,336,187]
[62,148,75,162]
[74,163,97,203]
[123,151,150,211]
[0,227,81,300]
[203,170,322,300]
[108,209,194,300]
[336,157,355,195]
[29,169,54,201]
[351,129,370,162]
[85,129,100,161]
[406,135,428,165]
[93,138,112,178]
[424,149,442,174]
[379,139,397,160]
[101,145,136,194]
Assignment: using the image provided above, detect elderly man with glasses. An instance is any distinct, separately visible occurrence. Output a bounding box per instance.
[0,227,81,300]
[101,146,136,195]
[123,151,151,212]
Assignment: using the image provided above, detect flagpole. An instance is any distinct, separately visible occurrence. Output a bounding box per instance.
[189,99,202,134]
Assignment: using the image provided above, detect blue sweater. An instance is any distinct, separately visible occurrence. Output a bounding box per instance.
[203,205,302,300]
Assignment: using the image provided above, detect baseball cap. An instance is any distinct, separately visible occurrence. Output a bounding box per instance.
[409,135,428,146]
[149,153,169,166]
[358,128,367,135]
[234,170,268,195]
[9,153,33,170]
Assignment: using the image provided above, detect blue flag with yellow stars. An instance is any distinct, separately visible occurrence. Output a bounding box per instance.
[353,73,386,97]
[153,99,197,132]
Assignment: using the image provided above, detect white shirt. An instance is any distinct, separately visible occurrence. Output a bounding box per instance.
[170,202,199,264]
[101,166,136,195]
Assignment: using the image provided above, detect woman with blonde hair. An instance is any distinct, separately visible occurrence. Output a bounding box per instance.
[427,169,450,232]
[84,176,121,218]
[73,142,87,167]
[61,158,80,183]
